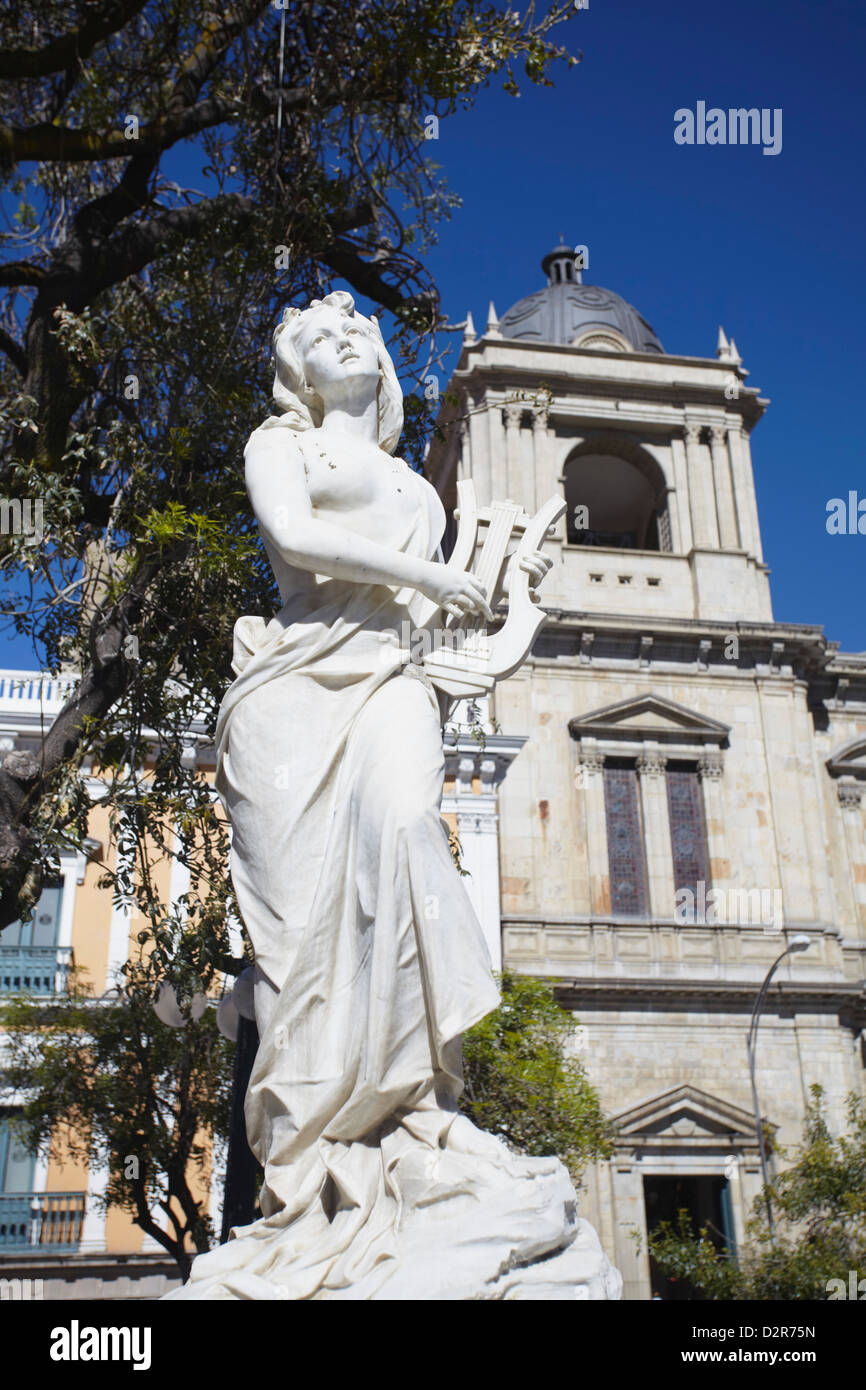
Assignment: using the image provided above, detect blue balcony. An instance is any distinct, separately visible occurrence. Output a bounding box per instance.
[0,945,73,996]
[0,1191,86,1249]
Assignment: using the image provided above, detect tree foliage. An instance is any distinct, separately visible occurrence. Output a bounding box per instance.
[460,972,613,1184]
[0,955,233,1277]
[646,1085,866,1300]
[0,0,581,948]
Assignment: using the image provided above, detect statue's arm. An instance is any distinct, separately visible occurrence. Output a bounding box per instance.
[244,431,490,618]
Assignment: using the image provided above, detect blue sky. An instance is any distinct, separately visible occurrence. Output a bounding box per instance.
[420,0,866,652]
[4,0,864,668]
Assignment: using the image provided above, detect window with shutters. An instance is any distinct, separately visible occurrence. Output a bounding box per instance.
[603,759,648,917]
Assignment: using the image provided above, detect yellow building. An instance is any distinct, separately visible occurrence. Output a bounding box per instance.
[0,671,221,1299]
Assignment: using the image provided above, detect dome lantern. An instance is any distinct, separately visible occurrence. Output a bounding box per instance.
[498,242,664,353]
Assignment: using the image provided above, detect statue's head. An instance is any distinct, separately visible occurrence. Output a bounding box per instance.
[271,291,403,453]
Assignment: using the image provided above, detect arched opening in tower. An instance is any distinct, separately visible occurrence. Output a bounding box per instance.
[564,452,665,551]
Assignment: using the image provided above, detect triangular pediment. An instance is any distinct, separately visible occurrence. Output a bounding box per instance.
[569,695,729,746]
[827,736,866,780]
[613,1086,760,1144]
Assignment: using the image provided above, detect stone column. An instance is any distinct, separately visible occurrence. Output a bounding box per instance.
[488,395,508,503]
[456,419,470,483]
[709,425,740,550]
[669,433,693,553]
[503,403,523,505]
[698,751,729,904]
[577,744,610,917]
[468,391,491,505]
[455,754,503,969]
[529,404,550,516]
[728,425,764,562]
[684,422,719,549]
[79,1158,109,1252]
[611,1159,652,1301]
[637,747,676,919]
[838,781,866,933]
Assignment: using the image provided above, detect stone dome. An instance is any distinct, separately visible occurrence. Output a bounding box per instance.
[498,243,664,354]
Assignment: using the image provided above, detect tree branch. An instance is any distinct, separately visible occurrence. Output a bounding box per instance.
[0,1,280,167]
[320,237,439,319]
[81,193,257,301]
[0,325,27,377]
[0,0,151,80]
[0,261,46,288]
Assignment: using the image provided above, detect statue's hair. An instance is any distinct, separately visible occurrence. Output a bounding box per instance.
[269,290,403,454]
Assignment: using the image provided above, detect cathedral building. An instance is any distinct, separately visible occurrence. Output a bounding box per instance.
[428,243,866,1299]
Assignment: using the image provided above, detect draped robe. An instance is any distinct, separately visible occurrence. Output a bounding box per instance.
[169,442,617,1301]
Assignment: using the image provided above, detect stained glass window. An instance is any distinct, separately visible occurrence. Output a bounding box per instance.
[603,759,648,917]
[667,762,710,917]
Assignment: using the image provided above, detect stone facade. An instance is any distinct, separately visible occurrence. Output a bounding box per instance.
[428,246,866,1300]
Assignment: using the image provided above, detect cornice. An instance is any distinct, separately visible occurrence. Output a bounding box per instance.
[549,976,866,1025]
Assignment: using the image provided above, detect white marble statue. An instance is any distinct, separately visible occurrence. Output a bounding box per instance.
[168,291,621,1300]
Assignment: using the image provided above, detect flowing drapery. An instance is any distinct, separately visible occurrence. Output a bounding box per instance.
[168,463,614,1300]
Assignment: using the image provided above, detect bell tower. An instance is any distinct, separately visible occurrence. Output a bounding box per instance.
[425,243,772,626]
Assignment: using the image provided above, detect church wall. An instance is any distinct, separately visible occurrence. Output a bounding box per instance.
[573,1006,863,1299]
[495,662,847,937]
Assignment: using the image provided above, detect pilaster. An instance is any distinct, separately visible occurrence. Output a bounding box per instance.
[709,425,740,550]
[684,422,719,549]
[576,743,611,917]
[838,781,866,933]
[697,751,729,899]
[503,403,523,505]
[636,747,676,918]
[728,425,764,562]
[468,392,491,504]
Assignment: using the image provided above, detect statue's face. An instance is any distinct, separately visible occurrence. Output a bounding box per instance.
[296,305,380,412]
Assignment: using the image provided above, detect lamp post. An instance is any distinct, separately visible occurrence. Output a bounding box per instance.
[746,934,811,1239]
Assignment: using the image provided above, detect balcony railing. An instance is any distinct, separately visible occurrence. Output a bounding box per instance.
[0,670,78,717]
[0,945,73,995]
[0,1192,86,1250]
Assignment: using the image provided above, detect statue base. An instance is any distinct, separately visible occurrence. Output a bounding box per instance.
[167,1143,621,1301]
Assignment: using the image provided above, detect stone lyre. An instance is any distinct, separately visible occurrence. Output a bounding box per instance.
[417,479,566,699]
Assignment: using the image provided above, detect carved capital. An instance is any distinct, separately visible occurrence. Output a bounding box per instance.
[683,421,702,446]
[577,745,605,774]
[837,779,863,809]
[698,750,725,780]
[503,403,522,430]
[709,424,728,448]
[636,749,667,777]
[532,406,549,433]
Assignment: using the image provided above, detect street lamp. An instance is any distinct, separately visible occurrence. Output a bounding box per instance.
[746,934,811,1239]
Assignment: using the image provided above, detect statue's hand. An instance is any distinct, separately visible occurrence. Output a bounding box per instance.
[502,549,553,599]
[417,563,494,622]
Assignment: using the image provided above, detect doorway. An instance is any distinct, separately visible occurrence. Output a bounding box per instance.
[643,1174,735,1300]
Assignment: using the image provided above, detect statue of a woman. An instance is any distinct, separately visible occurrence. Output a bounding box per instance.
[171,291,619,1300]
